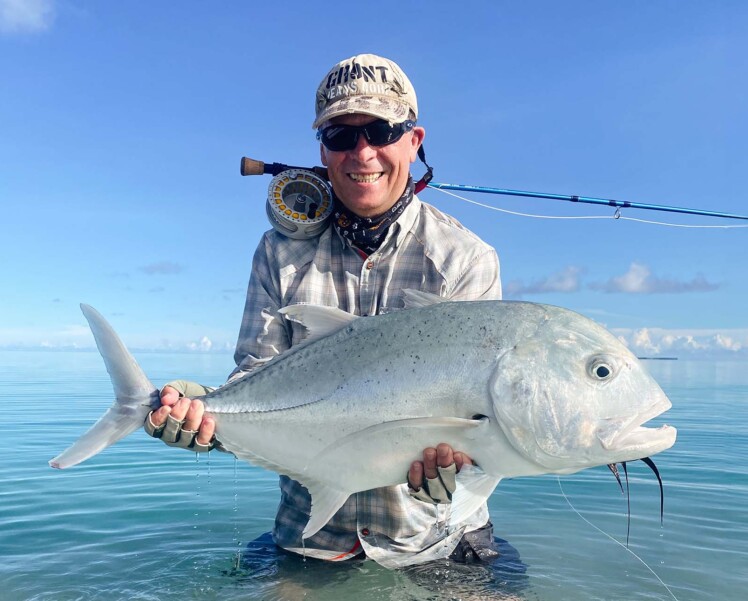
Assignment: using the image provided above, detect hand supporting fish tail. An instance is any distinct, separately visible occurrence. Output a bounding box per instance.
[144,380,217,452]
[145,411,214,452]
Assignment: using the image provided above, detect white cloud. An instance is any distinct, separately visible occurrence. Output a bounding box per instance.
[712,334,742,352]
[0,0,54,33]
[499,262,719,299]
[504,266,584,298]
[616,326,747,358]
[630,328,660,354]
[188,336,213,352]
[590,262,718,294]
[661,333,705,352]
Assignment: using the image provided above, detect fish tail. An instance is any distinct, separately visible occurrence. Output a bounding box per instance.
[49,304,160,469]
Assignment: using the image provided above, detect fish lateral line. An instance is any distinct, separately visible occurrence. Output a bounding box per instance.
[205,395,329,416]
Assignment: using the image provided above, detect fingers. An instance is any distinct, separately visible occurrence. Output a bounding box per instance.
[183,398,205,432]
[425,444,455,479]
[408,460,424,491]
[196,416,215,446]
[160,385,181,406]
[407,444,475,504]
[150,386,182,428]
[453,451,473,472]
[149,395,193,428]
[408,444,474,489]
[146,394,214,452]
[437,443,454,468]
[423,447,438,480]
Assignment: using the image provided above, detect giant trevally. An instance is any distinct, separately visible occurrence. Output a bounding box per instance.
[50,291,676,563]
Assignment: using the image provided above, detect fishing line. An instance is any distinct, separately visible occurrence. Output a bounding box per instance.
[195,452,201,527]
[239,156,748,231]
[557,477,679,601]
[428,186,748,229]
[233,456,242,572]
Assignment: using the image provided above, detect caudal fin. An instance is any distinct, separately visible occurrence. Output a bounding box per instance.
[49,304,159,469]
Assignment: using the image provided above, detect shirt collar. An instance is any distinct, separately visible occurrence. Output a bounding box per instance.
[332,194,421,254]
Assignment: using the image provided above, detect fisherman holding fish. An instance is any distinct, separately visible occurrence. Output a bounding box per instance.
[146,54,503,566]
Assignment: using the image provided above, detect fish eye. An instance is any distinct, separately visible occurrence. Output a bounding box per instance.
[588,358,615,381]
[594,364,611,378]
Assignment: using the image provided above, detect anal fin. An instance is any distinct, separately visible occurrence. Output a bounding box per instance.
[302,481,351,539]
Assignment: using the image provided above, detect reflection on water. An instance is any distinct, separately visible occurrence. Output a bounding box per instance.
[234,532,529,600]
[0,351,746,600]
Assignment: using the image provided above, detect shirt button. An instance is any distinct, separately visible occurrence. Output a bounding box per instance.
[361,528,370,536]
[366,261,374,270]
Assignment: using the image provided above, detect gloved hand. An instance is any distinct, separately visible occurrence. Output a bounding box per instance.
[409,463,457,504]
[407,443,472,504]
[144,380,216,452]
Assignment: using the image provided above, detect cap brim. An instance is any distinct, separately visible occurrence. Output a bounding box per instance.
[312,96,413,129]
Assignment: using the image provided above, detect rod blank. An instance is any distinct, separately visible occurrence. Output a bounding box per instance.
[429,182,748,221]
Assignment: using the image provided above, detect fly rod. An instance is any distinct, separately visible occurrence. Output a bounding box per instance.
[240,157,748,222]
[428,182,748,222]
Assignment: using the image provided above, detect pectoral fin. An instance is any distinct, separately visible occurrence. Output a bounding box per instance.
[310,416,488,468]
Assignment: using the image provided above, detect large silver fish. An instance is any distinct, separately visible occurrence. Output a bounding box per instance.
[50,292,676,557]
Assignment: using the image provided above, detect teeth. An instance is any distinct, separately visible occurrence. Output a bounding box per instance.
[349,173,382,183]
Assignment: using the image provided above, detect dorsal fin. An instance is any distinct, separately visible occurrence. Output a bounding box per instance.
[278,304,358,342]
[402,289,448,309]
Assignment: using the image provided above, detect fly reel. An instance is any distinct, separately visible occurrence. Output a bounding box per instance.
[266,169,334,239]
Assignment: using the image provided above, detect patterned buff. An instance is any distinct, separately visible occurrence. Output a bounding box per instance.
[332,177,415,256]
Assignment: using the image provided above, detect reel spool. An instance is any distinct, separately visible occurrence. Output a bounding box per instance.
[265,169,333,239]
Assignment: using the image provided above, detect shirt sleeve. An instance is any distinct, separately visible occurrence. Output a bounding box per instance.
[229,234,292,382]
[448,247,502,302]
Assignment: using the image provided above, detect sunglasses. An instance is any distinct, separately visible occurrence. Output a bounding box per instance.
[316,119,417,152]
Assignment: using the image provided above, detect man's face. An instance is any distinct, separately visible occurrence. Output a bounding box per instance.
[319,114,425,218]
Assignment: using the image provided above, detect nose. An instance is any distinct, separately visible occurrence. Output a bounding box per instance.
[348,130,377,160]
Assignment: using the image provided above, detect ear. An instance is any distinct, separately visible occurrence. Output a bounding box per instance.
[409,127,426,163]
[319,144,329,166]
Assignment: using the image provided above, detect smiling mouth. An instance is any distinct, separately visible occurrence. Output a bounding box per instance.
[348,173,383,183]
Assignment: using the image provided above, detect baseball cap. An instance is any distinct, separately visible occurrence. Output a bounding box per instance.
[313,53,418,129]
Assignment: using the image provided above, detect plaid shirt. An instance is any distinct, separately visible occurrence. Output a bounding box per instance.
[230,196,501,561]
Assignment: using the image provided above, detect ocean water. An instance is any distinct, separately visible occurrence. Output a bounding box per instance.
[0,350,746,601]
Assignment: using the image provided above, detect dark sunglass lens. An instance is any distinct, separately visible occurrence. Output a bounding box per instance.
[365,121,401,146]
[321,125,358,151]
[320,120,413,150]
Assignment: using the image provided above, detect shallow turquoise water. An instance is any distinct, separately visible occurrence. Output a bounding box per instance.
[1,351,746,600]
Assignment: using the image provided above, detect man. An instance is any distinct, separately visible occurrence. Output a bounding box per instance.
[146,53,502,566]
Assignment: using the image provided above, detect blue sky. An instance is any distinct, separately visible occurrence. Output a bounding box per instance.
[1,0,746,359]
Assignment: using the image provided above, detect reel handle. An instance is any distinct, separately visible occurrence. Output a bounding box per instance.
[240,156,329,180]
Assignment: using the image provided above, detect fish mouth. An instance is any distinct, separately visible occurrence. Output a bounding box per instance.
[598,398,676,454]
